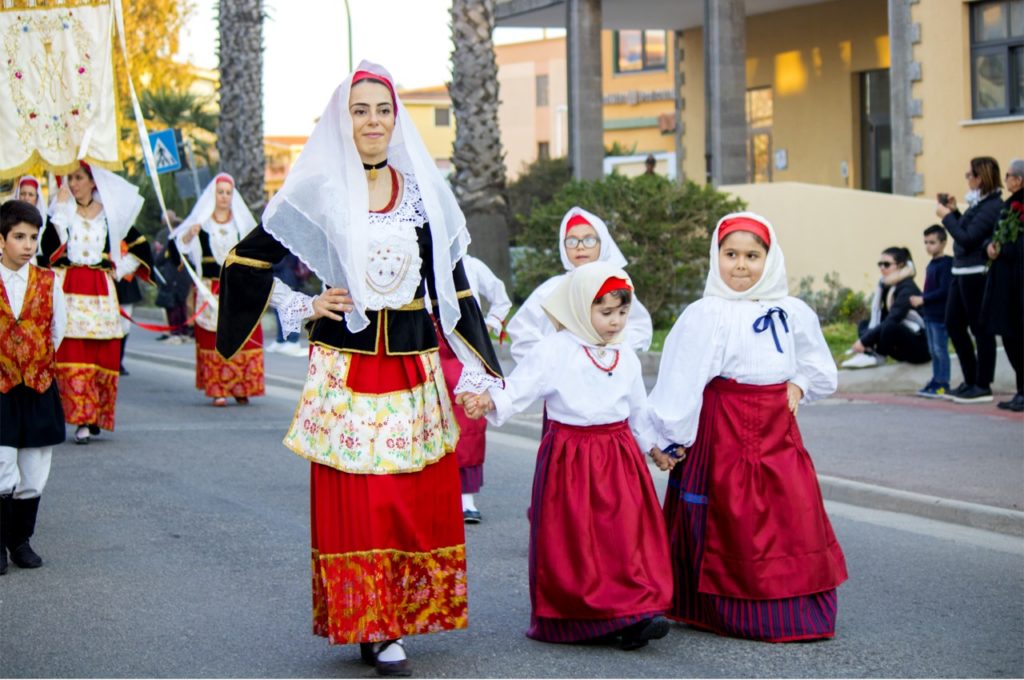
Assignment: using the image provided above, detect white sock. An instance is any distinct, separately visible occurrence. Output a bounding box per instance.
[76,426,89,437]
[374,639,406,662]
[461,493,477,512]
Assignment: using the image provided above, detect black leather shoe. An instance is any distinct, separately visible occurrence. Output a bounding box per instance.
[88,424,101,436]
[9,542,42,569]
[359,643,376,666]
[620,616,671,651]
[463,509,482,524]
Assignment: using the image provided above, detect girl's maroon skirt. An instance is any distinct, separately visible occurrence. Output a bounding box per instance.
[437,334,486,493]
[528,419,672,642]
[308,343,466,645]
[664,378,848,642]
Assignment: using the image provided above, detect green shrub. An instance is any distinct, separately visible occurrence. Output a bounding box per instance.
[512,173,745,326]
[796,272,870,325]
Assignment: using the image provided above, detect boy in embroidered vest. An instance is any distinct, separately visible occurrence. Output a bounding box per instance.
[0,200,67,575]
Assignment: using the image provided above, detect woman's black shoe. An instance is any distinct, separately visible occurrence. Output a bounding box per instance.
[88,424,101,436]
[373,640,411,677]
[620,616,671,651]
[359,643,376,666]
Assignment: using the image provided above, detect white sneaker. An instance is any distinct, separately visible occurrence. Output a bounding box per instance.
[278,342,308,358]
[841,352,882,369]
[264,341,281,353]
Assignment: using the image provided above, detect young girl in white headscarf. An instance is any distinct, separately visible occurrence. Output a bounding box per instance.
[506,207,653,363]
[42,163,152,445]
[645,212,846,642]
[171,173,261,407]
[215,62,502,676]
[464,260,672,651]
[12,177,46,227]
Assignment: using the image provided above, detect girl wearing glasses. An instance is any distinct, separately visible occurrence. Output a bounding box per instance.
[506,207,653,364]
[843,246,930,368]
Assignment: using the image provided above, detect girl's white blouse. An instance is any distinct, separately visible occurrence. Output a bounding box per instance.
[486,330,659,451]
[203,215,243,266]
[507,273,654,363]
[645,295,837,449]
[66,209,109,267]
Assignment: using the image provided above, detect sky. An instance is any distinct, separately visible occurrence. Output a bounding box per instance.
[180,0,560,136]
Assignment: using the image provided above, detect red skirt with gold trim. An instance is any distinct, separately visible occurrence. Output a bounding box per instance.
[437,332,487,492]
[194,325,264,398]
[308,341,466,645]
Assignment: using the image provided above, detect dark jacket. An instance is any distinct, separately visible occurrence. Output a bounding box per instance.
[941,192,1004,269]
[920,255,953,323]
[860,276,923,348]
[215,224,503,381]
[981,188,1023,337]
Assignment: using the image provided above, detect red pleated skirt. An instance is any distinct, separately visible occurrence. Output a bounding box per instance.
[437,333,487,492]
[308,341,466,645]
[194,325,264,398]
[664,378,848,642]
[527,419,672,642]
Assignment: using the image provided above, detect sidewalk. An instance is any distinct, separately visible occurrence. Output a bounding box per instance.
[124,308,1024,537]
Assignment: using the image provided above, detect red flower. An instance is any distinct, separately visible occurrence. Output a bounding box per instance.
[14,71,22,79]
[1010,201,1023,214]
[77,67,85,74]
[28,112,37,119]
[71,109,79,116]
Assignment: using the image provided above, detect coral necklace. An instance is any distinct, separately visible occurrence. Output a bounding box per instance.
[583,346,619,376]
[369,166,400,214]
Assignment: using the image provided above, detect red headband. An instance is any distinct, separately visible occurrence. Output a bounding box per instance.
[18,177,39,191]
[215,174,235,187]
[717,216,771,248]
[78,160,93,178]
[565,213,592,233]
[594,276,632,301]
[351,70,396,108]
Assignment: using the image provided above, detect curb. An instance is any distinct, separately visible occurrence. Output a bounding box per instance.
[496,417,1024,538]
[126,343,1023,538]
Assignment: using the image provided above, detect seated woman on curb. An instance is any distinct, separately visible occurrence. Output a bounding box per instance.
[843,246,930,368]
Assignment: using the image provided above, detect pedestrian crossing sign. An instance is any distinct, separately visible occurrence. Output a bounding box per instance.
[148,129,182,175]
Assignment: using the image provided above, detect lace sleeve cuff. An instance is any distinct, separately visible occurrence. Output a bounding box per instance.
[271,279,314,336]
[454,369,504,395]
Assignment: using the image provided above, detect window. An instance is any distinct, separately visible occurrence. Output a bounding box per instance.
[745,88,773,183]
[970,0,1024,117]
[536,74,549,107]
[537,141,550,160]
[614,30,667,73]
[434,107,450,127]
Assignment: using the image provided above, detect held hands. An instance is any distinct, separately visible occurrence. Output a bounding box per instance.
[987,242,1000,260]
[648,446,682,472]
[787,382,804,416]
[456,392,494,420]
[311,287,354,321]
[909,294,924,308]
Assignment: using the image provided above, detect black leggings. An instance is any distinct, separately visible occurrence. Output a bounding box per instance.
[945,273,997,388]
[858,319,931,364]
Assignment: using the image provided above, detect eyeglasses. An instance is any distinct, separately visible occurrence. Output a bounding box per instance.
[564,235,600,249]
[877,261,896,269]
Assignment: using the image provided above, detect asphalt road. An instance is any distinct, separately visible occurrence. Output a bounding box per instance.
[2,355,1022,678]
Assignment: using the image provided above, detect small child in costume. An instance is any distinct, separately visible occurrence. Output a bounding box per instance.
[463,260,672,650]
[0,200,67,575]
[645,211,847,642]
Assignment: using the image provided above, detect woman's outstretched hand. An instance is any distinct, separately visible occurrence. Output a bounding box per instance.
[311,288,353,321]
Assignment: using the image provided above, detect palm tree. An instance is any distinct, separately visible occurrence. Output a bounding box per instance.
[140,87,219,165]
[216,0,265,209]
[449,0,510,283]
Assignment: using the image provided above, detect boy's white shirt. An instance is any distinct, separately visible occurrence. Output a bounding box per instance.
[0,260,67,349]
[486,329,659,451]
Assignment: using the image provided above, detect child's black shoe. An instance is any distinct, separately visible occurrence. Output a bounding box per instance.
[620,616,670,650]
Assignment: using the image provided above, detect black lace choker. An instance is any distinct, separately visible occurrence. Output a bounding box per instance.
[363,159,388,180]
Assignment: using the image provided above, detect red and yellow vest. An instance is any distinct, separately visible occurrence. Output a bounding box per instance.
[0,265,57,393]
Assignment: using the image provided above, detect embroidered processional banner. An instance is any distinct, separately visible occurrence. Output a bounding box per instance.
[0,0,118,179]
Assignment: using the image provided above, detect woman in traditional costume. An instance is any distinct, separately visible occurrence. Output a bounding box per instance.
[645,212,847,642]
[42,163,151,445]
[506,206,653,364]
[12,176,46,224]
[171,173,261,407]
[215,62,502,677]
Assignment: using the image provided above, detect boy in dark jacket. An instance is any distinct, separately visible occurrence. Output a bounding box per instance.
[911,225,954,397]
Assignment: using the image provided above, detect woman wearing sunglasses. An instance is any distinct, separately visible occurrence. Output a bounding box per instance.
[842,246,930,368]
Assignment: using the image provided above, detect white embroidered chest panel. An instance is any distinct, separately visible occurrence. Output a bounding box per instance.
[67,211,108,265]
[204,217,239,266]
[363,175,425,310]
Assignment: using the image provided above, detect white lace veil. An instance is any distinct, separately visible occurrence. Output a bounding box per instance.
[172,172,257,269]
[703,211,789,301]
[557,206,628,271]
[261,60,470,335]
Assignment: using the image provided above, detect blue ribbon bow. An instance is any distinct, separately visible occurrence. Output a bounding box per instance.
[752,306,790,353]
